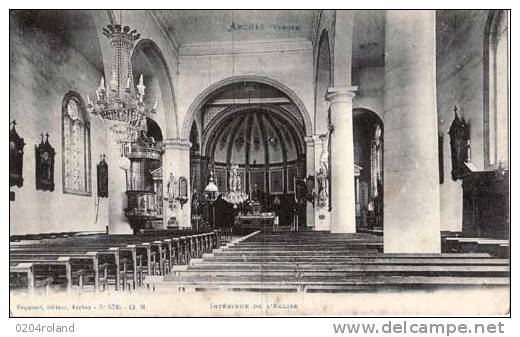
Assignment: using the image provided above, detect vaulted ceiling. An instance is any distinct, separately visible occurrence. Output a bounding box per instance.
[152,10,319,46]
[199,82,305,167]
[151,10,386,69]
[208,110,303,166]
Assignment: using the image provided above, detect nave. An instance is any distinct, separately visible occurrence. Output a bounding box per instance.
[8,10,510,315]
[10,228,509,295]
[159,231,509,293]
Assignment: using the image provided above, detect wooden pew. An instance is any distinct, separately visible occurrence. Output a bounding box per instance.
[445,237,510,257]
[56,237,159,277]
[11,243,138,291]
[9,229,221,294]
[10,245,119,289]
[9,257,72,293]
[10,251,108,292]
[161,230,509,293]
[9,231,105,242]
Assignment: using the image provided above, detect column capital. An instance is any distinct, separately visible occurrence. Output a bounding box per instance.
[311,134,326,144]
[325,86,358,103]
[304,136,315,145]
[163,138,191,150]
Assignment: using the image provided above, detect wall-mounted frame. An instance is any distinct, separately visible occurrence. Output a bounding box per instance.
[35,133,56,192]
[214,167,227,193]
[177,176,189,209]
[287,165,299,193]
[97,155,108,198]
[249,170,265,197]
[269,168,284,194]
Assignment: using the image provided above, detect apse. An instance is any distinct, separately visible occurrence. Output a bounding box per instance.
[206,109,304,196]
[194,81,307,199]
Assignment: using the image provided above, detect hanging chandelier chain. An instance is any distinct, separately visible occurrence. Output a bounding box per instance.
[87,21,157,155]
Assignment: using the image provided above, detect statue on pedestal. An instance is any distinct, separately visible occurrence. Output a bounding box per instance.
[166,172,178,210]
[317,130,330,209]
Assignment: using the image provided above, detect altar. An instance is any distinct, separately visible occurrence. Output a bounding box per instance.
[235,213,277,230]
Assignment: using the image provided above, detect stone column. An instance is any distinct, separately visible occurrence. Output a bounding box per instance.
[383,10,441,253]
[326,87,357,233]
[163,138,192,228]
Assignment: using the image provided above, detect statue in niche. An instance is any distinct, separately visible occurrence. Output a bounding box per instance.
[177,176,189,209]
[35,133,55,191]
[448,106,471,181]
[166,172,178,210]
[97,154,108,198]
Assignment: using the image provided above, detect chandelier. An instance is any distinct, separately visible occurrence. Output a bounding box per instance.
[222,164,249,207]
[86,22,156,155]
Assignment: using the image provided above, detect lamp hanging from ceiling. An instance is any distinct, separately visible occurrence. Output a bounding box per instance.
[87,11,156,156]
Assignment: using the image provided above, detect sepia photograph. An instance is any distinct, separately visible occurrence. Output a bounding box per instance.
[8,8,510,319]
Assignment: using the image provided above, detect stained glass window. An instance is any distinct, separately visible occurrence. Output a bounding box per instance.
[62,93,91,195]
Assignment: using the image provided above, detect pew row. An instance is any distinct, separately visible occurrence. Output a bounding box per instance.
[9,229,221,293]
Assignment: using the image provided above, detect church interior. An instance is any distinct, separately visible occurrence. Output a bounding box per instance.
[9,10,509,300]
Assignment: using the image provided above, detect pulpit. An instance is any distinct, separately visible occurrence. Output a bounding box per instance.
[125,136,164,233]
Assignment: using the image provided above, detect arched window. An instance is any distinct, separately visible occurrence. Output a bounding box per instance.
[485,10,509,168]
[62,92,91,195]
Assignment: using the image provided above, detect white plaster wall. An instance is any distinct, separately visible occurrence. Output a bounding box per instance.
[176,46,314,139]
[9,13,109,235]
[353,66,384,117]
[436,10,490,231]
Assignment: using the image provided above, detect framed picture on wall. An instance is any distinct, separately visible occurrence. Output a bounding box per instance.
[287,165,298,193]
[269,168,284,194]
[214,167,227,193]
[249,170,265,195]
